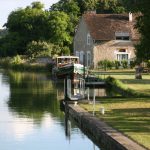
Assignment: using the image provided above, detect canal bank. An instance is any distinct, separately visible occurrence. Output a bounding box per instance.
[66,104,146,150]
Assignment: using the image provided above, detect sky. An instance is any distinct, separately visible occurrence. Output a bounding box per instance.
[0,0,59,29]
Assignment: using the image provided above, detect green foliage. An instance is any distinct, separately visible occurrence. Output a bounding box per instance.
[31,1,44,9]
[147,60,150,68]
[48,11,72,45]
[130,61,136,69]
[11,55,23,64]
[26,41,53,58]
[105,76,146,97]
[97,59,114,70]
[114,60,120,69]
[121,60,128,69]
[97,0,126,13]
[122,0,150,61]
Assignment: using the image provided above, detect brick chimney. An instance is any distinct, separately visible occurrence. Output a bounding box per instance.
[129,12,132,22]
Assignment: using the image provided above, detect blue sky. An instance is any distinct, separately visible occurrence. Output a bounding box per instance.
[0,0,59,28]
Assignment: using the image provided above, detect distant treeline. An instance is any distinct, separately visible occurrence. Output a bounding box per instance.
[0,0,149,62]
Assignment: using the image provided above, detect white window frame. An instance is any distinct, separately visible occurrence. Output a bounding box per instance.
[116,52,130,64]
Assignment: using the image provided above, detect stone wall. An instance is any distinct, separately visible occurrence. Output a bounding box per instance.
[93,40,136,68]
[67,104,146,150]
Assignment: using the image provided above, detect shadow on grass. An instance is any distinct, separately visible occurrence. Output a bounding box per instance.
[97,108,150,133]
[121,79,150,84]
[97,97,150,104]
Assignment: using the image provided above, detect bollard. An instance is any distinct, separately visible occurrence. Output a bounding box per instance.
[74,101,78,106]
[100,107,105,115]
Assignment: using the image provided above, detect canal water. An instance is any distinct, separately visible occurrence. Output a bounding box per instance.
[0,69,100,150]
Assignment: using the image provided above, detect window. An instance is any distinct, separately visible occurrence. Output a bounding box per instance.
[117,54,128,61]
[87,51,91,67]
[116,48,129,63]
[80,51,84,64]
[119,49,126,52]
[76,51,79,57]
[87,34,90,45]
[116,36,129,40]
[115,32,130,40]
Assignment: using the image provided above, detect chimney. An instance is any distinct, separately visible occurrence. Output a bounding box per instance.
[129,12,132,22]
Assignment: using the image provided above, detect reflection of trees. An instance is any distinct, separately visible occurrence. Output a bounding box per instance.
[7,71,64,124]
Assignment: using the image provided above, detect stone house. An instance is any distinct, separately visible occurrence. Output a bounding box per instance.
[73,12,139,68]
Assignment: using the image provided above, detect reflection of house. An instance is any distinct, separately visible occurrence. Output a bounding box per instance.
[73,12,139,68]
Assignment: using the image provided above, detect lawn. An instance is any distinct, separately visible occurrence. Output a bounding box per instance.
[80,97,150,149]
[84,70,150,148]
[106,73,150,95]
[93,70,150,95]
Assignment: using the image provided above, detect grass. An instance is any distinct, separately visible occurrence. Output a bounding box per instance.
[92,69,150,96]
[105,74,150,95]
[86,69,150,148]
[80,97,150,149]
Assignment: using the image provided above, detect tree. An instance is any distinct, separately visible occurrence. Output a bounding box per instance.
[97,0,126,13]
[26,41,53,58]
[47,11,72,46]
[122,0,150,61]
[50,0,80,35]
[2,3,49,55]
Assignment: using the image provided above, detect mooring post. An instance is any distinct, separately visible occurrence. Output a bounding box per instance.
[93,89,95,116]
[87,87,90,101]
[64,76,68,101]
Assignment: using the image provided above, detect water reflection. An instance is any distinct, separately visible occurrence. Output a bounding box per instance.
[7,71,63,122]
[0,70,100,150]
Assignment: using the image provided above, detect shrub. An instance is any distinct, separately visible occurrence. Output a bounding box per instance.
[130,61,136,69]
[26,41,53,59]
[121,60,128,68]
[97,59,114,70]
[147,60,150,68]
[114,60,120,69]
[11,55,23,65]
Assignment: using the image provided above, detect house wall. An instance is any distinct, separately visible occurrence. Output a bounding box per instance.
[93,40,136,68]
[74,17,137,69]
[74,17,93,66]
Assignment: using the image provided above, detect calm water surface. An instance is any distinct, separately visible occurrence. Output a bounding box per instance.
[0,69,100,150]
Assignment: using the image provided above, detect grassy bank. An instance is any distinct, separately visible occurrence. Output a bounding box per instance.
[0,57,52,72]
[105,73,150,96]
[105,76,150,97]
[80,97,150,149]
[91,70,150,96]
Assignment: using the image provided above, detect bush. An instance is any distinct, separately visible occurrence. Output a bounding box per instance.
[121,60,128,68]
[11,55,23,65]
[147,60,150,68]
[26,41,53,59]
[114,60,120,69]
[130,61,136,69]
[97,59,114,70]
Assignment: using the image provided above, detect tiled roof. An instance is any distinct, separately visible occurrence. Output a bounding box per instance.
[83,13,139,40]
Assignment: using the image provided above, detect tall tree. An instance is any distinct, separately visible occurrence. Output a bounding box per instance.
[50,0,80,35]
[97,0,126,13]
[47,11,71,46]
[122,0,150,61]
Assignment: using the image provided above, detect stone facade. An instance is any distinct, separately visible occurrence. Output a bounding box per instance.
[74,13,139,68]
[93,40,136,68]
[74,17,94,67]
